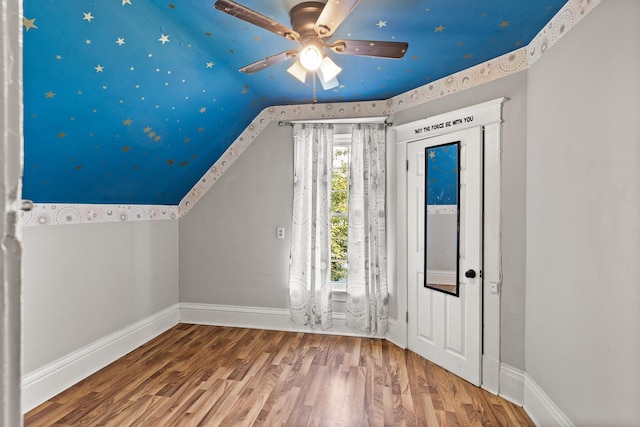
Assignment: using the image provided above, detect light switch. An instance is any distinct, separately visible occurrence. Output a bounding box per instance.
[489,282,500,294]
[277,227,285,239]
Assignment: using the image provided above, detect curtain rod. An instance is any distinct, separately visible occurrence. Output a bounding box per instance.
[278,116,391,127]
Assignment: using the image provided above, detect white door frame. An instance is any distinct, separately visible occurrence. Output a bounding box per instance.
[392,98,505,393]
[1,0,24,423]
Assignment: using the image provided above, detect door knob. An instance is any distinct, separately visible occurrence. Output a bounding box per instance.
[465,269,477,279]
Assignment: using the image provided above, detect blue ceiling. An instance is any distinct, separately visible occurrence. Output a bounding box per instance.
[22,0,566,205]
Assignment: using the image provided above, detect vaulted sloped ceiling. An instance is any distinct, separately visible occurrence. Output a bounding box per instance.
[22,0,567,206]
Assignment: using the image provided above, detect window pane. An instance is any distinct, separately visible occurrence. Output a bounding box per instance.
[330,216,348,258]
[331,144,350,283]
[331,261,348,282]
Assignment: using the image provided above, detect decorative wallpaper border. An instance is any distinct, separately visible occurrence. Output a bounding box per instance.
[22,0,599,226]
[21,204,178,226]
[427,206,457,215]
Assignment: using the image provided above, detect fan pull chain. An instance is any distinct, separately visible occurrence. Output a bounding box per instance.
[312,72,318,104]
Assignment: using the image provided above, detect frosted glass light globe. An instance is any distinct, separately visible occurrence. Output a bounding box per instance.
[299,44,322,71]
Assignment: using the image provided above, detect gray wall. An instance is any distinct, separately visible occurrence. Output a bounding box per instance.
[389,72,528,369]
[22,220,179,373]
[526,1,640,424]
[180,73,528,370]
[179,122,293,308]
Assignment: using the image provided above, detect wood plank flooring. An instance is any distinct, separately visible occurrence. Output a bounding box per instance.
[25,324,534,426]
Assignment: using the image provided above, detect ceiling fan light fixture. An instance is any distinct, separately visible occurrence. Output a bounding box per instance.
[319,75,339,90]
[299,43,323,71]
[287,59,308,83]
[317,56,342,83]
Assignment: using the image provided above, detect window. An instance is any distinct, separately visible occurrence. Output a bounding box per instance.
[330,134,351,294]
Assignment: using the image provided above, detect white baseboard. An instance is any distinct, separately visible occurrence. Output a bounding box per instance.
[22,304,180,413]
[499,363,525,405]
[385,317,406,349]
[180,302,374,338]
[524,375,574,427]
[179,302,290,330]
[481,355,501,395]
[494,363,574,426]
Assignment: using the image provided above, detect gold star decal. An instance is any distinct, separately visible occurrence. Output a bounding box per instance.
[23,17,38,31]
[58,132,67,138]
[465,54,473,59]
[45,91,55,98]
[122,0,132,5]
[199,107,206,113]
[169,4,176,9]
[155,136,162,142]
[376,20,387,28]
[116,37,125,46]
[158,34,170,45]
[123,118,132,126]
[148,132,156,138]
[95,64,104,72]
[206,61,214,68]
[143,126,152,133]
[83,12,94,22]
[434,25,445,32]
[499,21,510,27]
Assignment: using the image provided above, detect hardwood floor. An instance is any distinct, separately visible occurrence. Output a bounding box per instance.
[25,324,534,426]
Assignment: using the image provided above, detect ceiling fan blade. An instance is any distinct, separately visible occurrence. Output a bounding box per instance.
[315,0,360,38]
[214,0,300,41]
[239,50,299,74]
[329,40,409,59]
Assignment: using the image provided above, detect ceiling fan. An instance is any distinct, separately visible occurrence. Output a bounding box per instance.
[214,0,409,92]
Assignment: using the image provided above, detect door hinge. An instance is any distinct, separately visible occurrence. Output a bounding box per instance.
[406,311,409,323]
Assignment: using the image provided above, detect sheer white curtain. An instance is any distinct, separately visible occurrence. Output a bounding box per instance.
[289,123,334,329]
[346,123,389,335]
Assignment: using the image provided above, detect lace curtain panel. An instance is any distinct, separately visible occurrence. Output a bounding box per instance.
[289,123,334,329]
[288,122,388,335]
[346,123,389,335]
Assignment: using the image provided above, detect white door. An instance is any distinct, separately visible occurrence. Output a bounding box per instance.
[407,127,483,385]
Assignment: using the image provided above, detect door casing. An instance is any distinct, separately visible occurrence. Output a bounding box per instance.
[392,98,505,393]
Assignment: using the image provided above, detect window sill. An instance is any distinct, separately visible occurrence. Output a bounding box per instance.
[332,282,347,302]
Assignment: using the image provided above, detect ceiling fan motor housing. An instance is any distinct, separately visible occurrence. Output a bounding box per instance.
[289,2,327,42]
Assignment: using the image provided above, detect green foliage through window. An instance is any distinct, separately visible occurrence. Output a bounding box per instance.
[331,146,350,282]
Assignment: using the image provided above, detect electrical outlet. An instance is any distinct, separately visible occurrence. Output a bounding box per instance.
[277,227,285,239]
